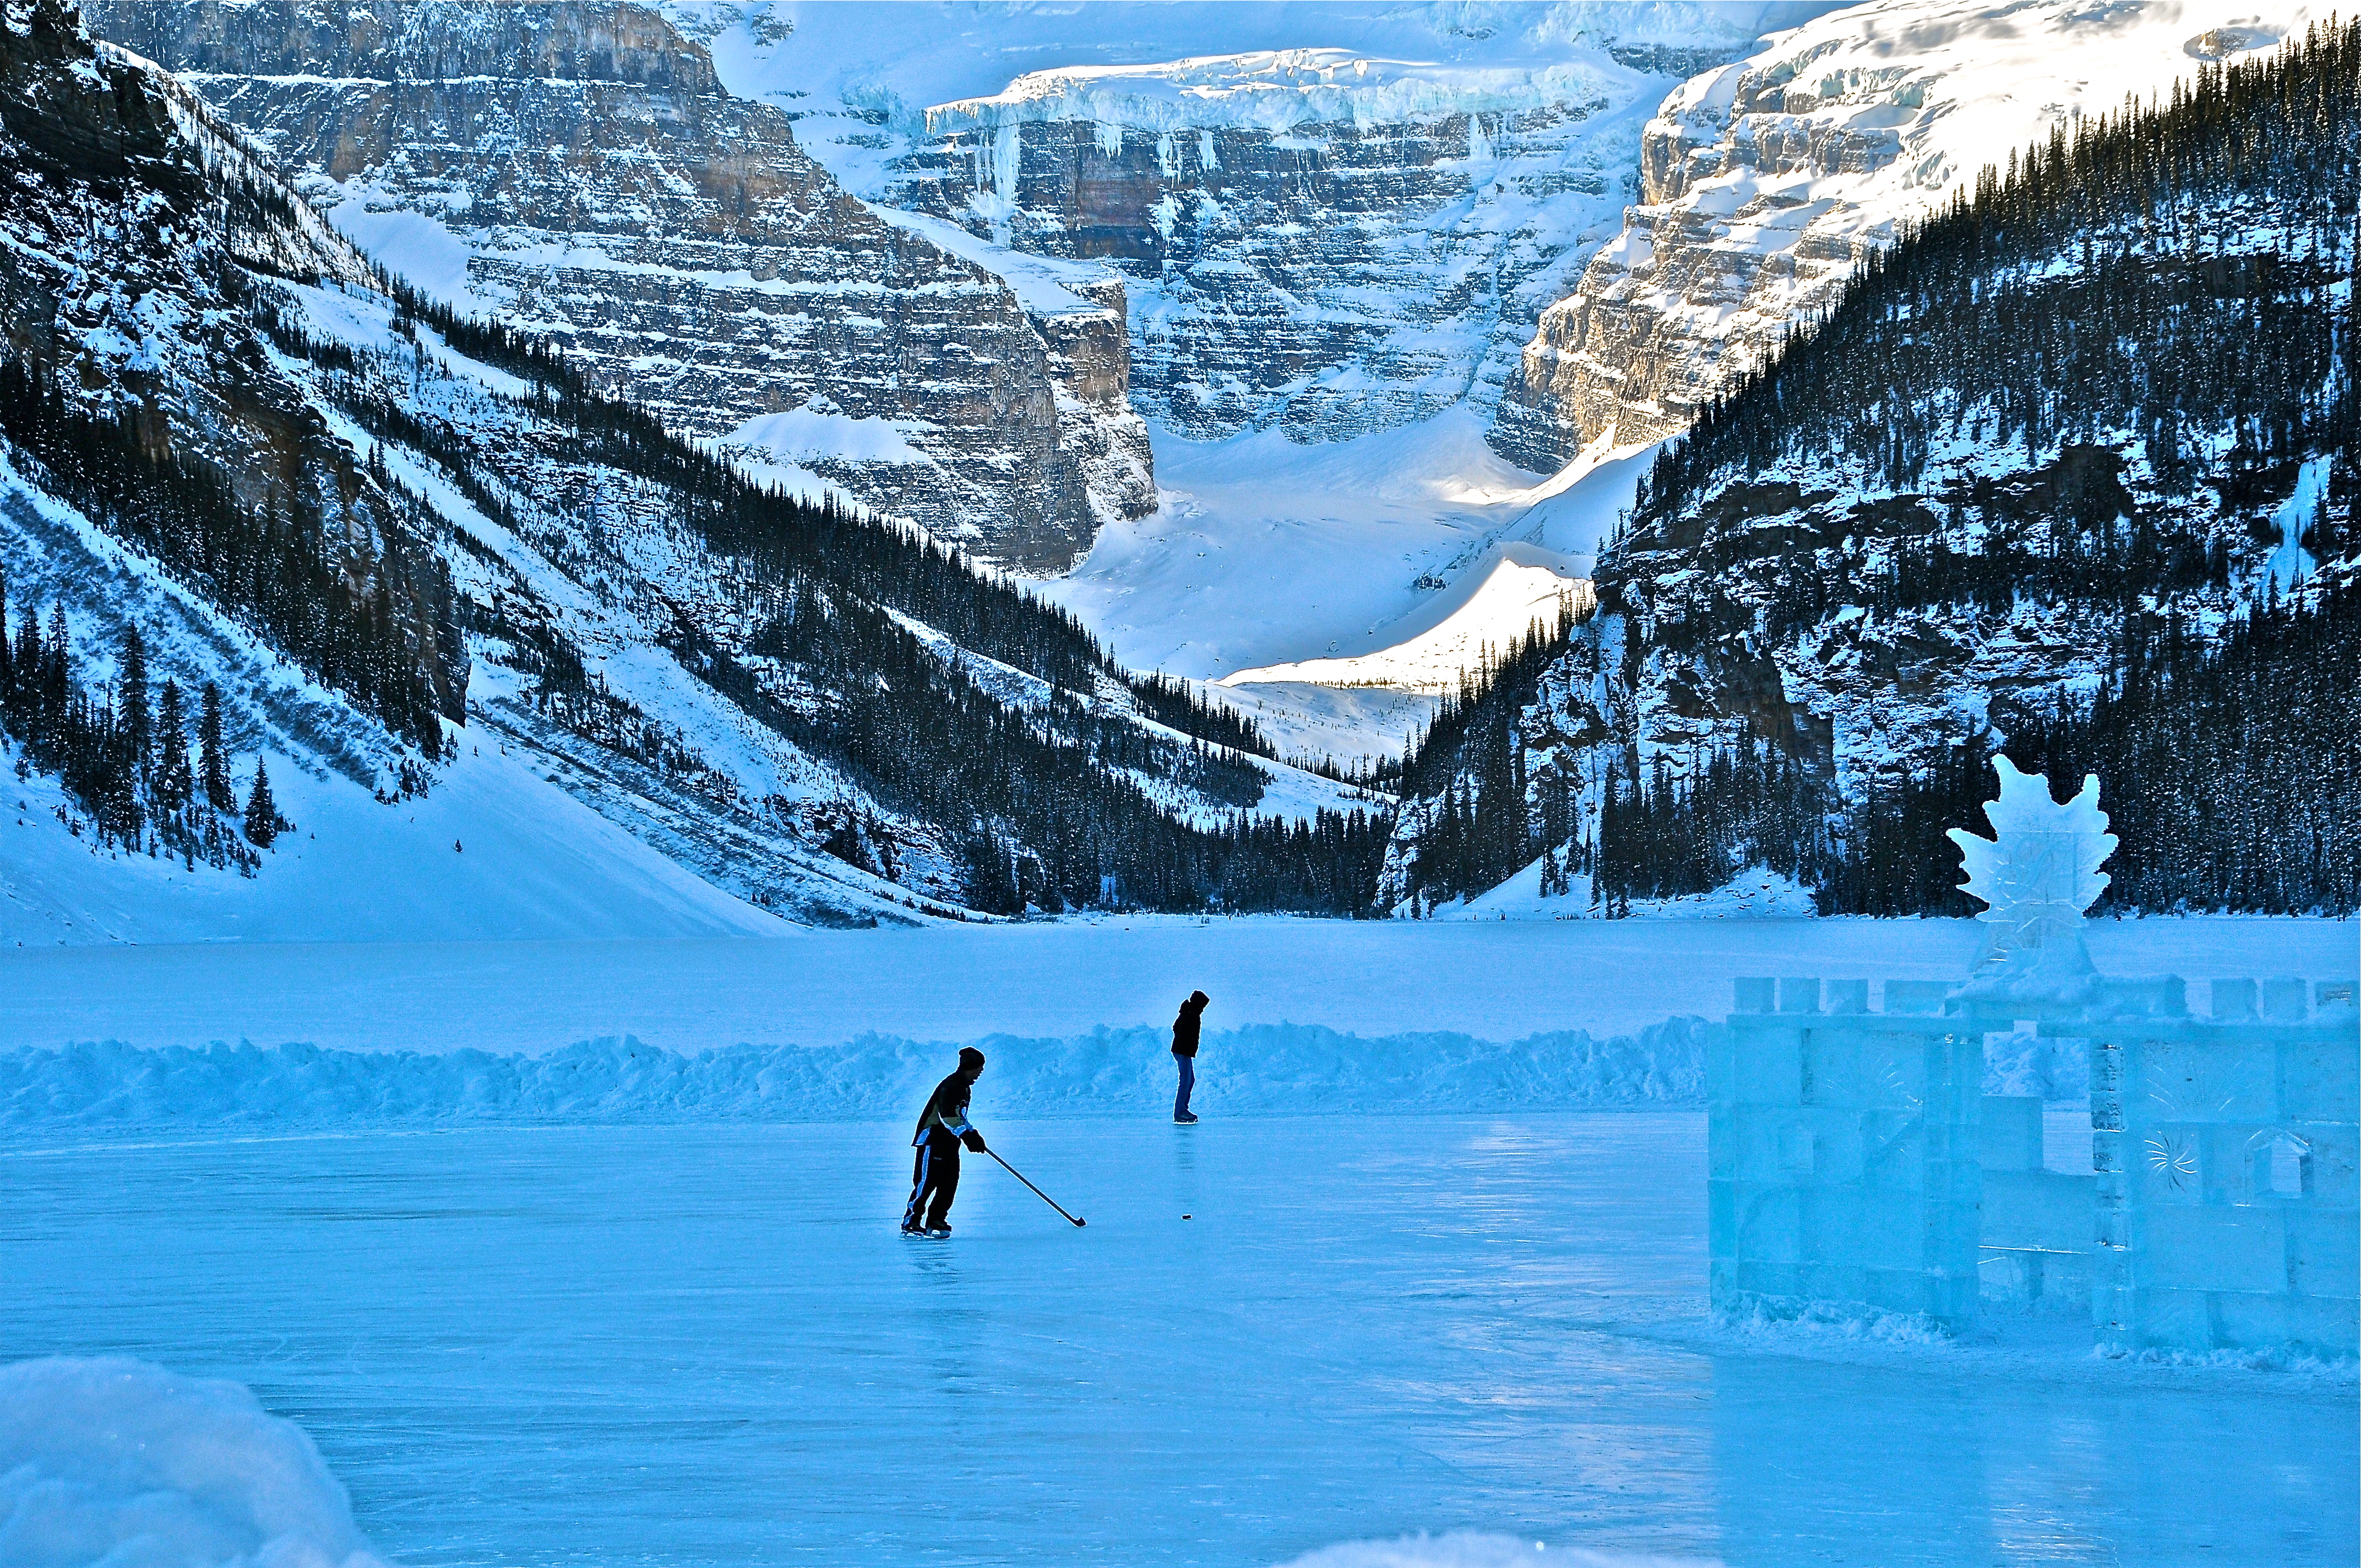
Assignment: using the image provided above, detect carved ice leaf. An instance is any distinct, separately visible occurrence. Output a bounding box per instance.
[1945,756,2116,976]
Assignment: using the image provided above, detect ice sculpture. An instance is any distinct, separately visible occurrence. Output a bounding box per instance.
[1946,757,2115,978]
[1712,756,2356,1355]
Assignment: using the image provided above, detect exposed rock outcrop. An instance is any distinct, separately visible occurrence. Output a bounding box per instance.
[1491,0,2310,469]
[893,49,1703,445]
[89,0,1154,570]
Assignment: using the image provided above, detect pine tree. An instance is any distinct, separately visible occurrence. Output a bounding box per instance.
[199,682,234,810]
[153,679,193,818]
[118,624,149,781]
[243,756,282,847]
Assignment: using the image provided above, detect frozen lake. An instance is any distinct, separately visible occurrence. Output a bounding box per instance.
[4,1115,2351,1568]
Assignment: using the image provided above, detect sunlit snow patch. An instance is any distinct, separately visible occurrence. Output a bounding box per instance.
[0,1357,392,1568]
[727,400,934,466]
[1274,1533,1711,1568]
[1221,549,1590,694]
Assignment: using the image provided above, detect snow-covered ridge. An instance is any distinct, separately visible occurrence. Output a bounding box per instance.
[678,2,1841,453]
[924,47,1634,137]
[0,1010,2126,1130]
[1496,0,2323,462]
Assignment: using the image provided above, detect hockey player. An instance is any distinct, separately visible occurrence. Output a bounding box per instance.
[903,1047,988,1235]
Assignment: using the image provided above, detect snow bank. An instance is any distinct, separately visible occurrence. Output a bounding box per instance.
[0,1020,1711,1133]
[0,1357,389,1568]
[1274,1535,1700,1568]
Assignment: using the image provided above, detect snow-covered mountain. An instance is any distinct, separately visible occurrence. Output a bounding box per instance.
[2,0,1386,941]
[1494,0,2326,467]
[685,1,1833,446]
[1385,18,2358,917]
[89,0,1155,572]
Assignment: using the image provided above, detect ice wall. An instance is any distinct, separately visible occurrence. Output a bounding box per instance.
[1710,977,1984,1327]
[2092,980,2359,1361]
[1716,971,2360,1356]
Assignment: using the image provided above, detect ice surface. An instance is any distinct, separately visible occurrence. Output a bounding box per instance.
[4,1118,2350,1567]
[0,1356,389,1568]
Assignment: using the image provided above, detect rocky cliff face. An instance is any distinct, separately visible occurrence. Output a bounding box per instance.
[889,49,1681,445]
[89,0,1153,571]
[1491,0,2318,469]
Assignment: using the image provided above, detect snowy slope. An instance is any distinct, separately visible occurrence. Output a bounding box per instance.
[1500,0,2325,460]
[1,420,787,944]
[1043,410,1557,682]
[6,5,1393,940]
[1221,547,1591,695]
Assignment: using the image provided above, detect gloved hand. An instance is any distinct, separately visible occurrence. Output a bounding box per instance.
[961,1129,987,1154]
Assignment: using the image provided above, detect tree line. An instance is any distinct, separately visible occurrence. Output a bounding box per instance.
[0,569,291,872]
[0,355,456,755]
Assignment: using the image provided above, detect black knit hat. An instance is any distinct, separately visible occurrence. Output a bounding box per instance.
[958,1047,987,1071]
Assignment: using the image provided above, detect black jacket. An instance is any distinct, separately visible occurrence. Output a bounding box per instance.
[1171,997,1206,1058]
[912,1072,975,1145]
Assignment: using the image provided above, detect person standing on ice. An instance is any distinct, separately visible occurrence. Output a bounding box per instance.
[1171,990,1209,1124]
[902,1047,988,1236]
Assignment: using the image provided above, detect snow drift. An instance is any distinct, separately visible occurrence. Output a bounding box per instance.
[0,1357,390,1568]
[0,1021,1712,1132]
[0,1010,2117,1132]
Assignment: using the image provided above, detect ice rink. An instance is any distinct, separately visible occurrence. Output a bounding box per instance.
[3,1115,2351,1568]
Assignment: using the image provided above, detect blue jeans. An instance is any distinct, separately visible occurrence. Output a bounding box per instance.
[1174,1053,1195,1119]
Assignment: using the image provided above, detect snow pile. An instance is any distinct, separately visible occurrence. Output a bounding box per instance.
[0,1357,390,1568]
[1275,1535,1702,1568]
[0,1019,1712,1132]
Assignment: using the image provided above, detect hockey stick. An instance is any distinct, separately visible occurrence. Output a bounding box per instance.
[986,1148,1087,1227]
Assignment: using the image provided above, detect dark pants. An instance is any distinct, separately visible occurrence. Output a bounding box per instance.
[904,1131,961,1229]
[1174,1052,1195,1119]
